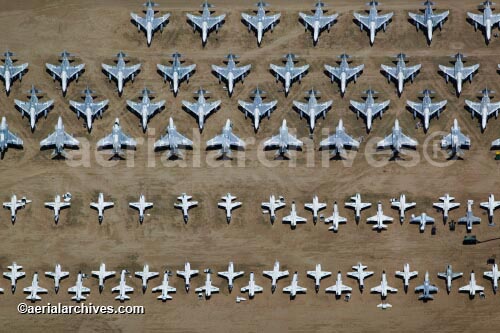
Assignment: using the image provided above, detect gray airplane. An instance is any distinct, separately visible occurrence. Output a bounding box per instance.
[270,54,309,96]
[0,51,28,94]
[0,117,23,158]
[324,54,364,96]
[187,1,226,46]
[299,1,338,45]
[97,118,137,157]
[126,88,165,131]
[293,89,332,133]
[40,116,79,158]
[130,0,170,46]
[46,51,84,95]
[212,54,251,96]
[69,87,109,132]
[264,119,303,157]
[468,1,500,43]
[206,119,245,158]
[406,89,447,131]
[409,1,449,44]
[182,89,221,131]
[465,89,500,131]
[353,1,393,45]
[377,119,418,157]
[458,200,481,232]
[14,85,54,131]
[350,89,390,132]
[157,53,196,96]
[415,271,439,301]
[319,119,360,158]
[242,1,281,46]
[437,265,462,293]
[381,53,421,96]
[410,213,435,232]
[102,52,141,95]
[439,53,479,96]
[441,119,470,158]
[238,88,277,131]
[154,118,193,159]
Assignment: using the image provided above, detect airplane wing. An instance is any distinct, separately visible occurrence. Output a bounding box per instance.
[97,133,114,148]
[152,14,171,30]
[314,101,333,117]
[324,65,342,80]
[63,131,80,146]
[92,100,109,116]
[406,101,424,116]
[69,101,86,116]
[458,285,471,292]
[370,285,382,293]
[102,64,119,79]
[118,131,137,147]
[290,65,309,80]
[467,13,484,26]
[464,100,480,114]
[377,134,393,149]
[67,64,85,79]
[241,13,259,29]
[381,65,397,80]
[156,131,193,149]
[293,101,311,117]
[178,64,196,79]
[350,100,367,117]
[408,12,426,26]
[376,13,394,29]
[46,64,62,78]
[353,13,371,28]
[233,65,251,80]
[5,130,23,146]
[262,14,281,30]
[429,100,448,116]
[212,65,229,80]
[207,14,226,30]
[264,132,302,148]
[9,63,28,78]
[203,101,221,117]
[67,286,77,293]
[438,65,456,79]
[304,202,327,211]
[299,13,315,27]
[148,101,165,116]
[295,285,307,292]
[187,14,204,29]
[432,11,450,26]
[403,64,421,79]
[400,133,418,147]
[345,65,364,81]
[40,132,58,147]
[461,64,479,79]
[372,101,391,117]
[131,13,147,29]
[488,102,500,116]
[491,14,500,25]
[123,64,141,78]
[270,64,287,80]
[319,14,338,28]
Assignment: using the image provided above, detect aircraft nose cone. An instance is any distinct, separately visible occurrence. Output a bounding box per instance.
[99,285,104,293]
[55,286,59,294]
[185,284,190,292]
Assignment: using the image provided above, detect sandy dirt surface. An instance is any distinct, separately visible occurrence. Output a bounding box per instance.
[1,0,500,331]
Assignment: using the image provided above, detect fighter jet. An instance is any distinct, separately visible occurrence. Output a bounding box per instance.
[367,202,393,231]
[177,262,199,292]
[152,271,176,301]
[14,85,54,131]
[459,271,484,297]
[242,1,281,46]
[206,119,245,158]
[324,202,347,232]
[112,270,134,302]
[381,53,421,96]
[261,195,286,224]
[218,262,244,292]
[415,271,439,301]
[0,117,23,158]
[157,53,196,96]
[263,261,289,292]
[406,89,447,132]
[182,89,221,131]
[97,118,137,158]
[212,54,251,97]
[345,193,371,223]
[304,195,327,224]
[390,194,416,222]
[324,54,364,96]
[395,264,418,293]
[195,269,219,298]
[187,1,225,46]
[410,213,435,232]
[154,118,193,160]
[264,120,303,157]
[3,195,31,223]
[353,1,393,45]
[39,116,79,158]
[293,89,332,133]
[91,263,115,293]
[409,1,449,44]
[238,88,277,131]
[90,193,114,224]
[46,51,84,95]
[241,272,263,298]
[458,200,481,232]
[129,194,153,223]
[283,272,307,298]
[283,201,307,229]
[102,52,141,95]
[174,193,198,223]
[468,1,500,43]
[270,54,309,96]
[307,264,331,292]
[438,265,463,293]
[3,262,25,293]
[465,89,500,131]
[433,194,460,223]
[371,271,398,297]
[218,193,242,223]
[0,51,28,94]
[484,263,500,293]
[350,89,390,132]
[441,119,471,158]
[377,120,418,158]
[299,1,338,46]
[45,264,69,293]
[347,263,374,291]
[126,88,165,131]
[68,272,90,302]
[325,271,352,297]
[480,194,500,225]
[135,264,159,293]
[24,273,47,302]
[439,53,479,96]
[320,119,360,159]
[45,193,71,224]
[69,87,108,132]
[130,0,170,46]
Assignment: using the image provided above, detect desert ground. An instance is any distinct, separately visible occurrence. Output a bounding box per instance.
[1,0,500,331]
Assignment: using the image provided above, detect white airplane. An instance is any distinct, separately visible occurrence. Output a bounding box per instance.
[371,271,398,297]
[130,0,170,46]
[102,52,141,95]
[3,194,31,223]
[126,88,165,131]
[395,263,418,293]
[409,0,449,44]
[154,118,193,160]
[264,119,303,157]
[135,264,159,293]
[484,264,500,293]
[441,119,471,158]
[241,272,263,298]
[24,273,47,302]
[325,271,352,297]
[236,296,247,303]
[353,1,393,45]
[152,271,176,301]
[177,262,199,292]
[261,195,286,224]
[381,53,421,95]
[283,201,307,229]
[433,194,460,223]
[350,89,390,131]
[437,264,463,293]
[439,53,479,96]
[129,194,153,224]
[325,54,364,96]
[238,88,277,131]
[410,213,435,232]
[480,194,500,225]
[293,89,332,133]
[465,89,500,131]
[90,193,114,224]
[195,269,219,298]
[69,87,108,132]
[182,88,221,131]
[0,51,28,94]
[97,118,137,158]
[263,261,289,292]
[458,200,481,232]
[3,262,25,292]
[270,54,309,96]
[283,272,307,298]
[345,193,371,223]
[406,89,447,132]
[468,0,500,43]
[212,54,251,96]
[218,262,244,292]
[187,1,225,45]
[299,1,338,45]
[174,193,198,223]
[112,270,134,302]
[367,202,393,231]
[415,271,439,301]
[68,272,90,302]
[39,116,80,158]
[157,53,196,96]
[218,193,242,223]
[46,51,84,95]
[45,264,69,293]
[14,85,54,131]
[324,202,347,232]
[320,119,360,159]
[206,119,245,159]
[304,195,327,224]
[377,120,418,158]
[91,263,115,293]
[390,194,416,222]
[377,303,392,310]
[459,271,484,297]
[0,117,23,158]
[44,193,71,224]
[307,264,331,292]
[242,1,281,46]
[347,263,374,291]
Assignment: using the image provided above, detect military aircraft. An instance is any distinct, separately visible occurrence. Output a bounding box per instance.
[395,264,418,293]
[0,51,28,94]
[458,200,481,232]
[102,52,141,95]
[212,54,251,96]
[263,261,289,292]
[45,264,69,293]
[126,88,165,131]
[299,1,338,45]
[174,193,198,223]
[410,213,435,232]
[347,263,374,291]
[381,53,421,96]
[242,1,281,46]
[324,202,347,232]
[377,120,418,158]
[218,262,244,292]
[437,265,462,293]
[415,271,439,301]
[97,119,136,158]
[112,270,134,302]
[24,273,47,302]
[182,88,221,131]
[304,195,327,223]
[152,271,176,301]
[367,202,393,231]
[353,1,393,45]
[390,194,416,222]
[345,193,371,223]
[293,89,332,133]
[69,87,108,132]
[441,119,471,158]
[177,262,199,292]
[433,194,460,223]
[40,116,79,158]
[439,53,479,96]
[324,54,364,96]
[484,263,500,293]
[90,193,114,224]
[0,117,23,158]
[195,269,219,298]
[325,271,352,297]
[283,272,307,298]
[68,272,90,302]
[270,54,309,96]
[45,193,71,224]
[135,264,159,293]
[3,195,31,223]
[480,194,500,225]
[409,1,449,44]
[261,195,286,224]
[319,119,360,159]
[46,51,84,95]
[130,0,170,46]
[241,272,263,298]
[406,89,447,132]
[238,88,277,131]
[3,262,25,293]
[264,120,303,157]
[14,85,54,131]
[187,1,225,45]
[350,89,390,131]
[465,89,500,131]
[206,119,245,158]
[468,0,500,43]
[459,271,484,297]
[371,271,398,297]
[307,264,331,292]
[91,263,115,293]
[157,53,196,96]
[129,194,153,223]
[283,201,307,229]
[218,193,242,223]
[154,118,193,160]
